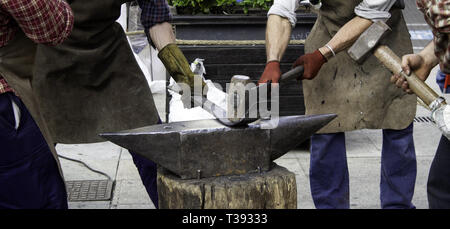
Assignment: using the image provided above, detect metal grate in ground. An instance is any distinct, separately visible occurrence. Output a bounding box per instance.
[414,116,435,123]
[66,180,114,202]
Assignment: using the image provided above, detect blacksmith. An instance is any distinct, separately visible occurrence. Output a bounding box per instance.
[259,0,417,208]
[0,0,74,209]
[33,0,204,208]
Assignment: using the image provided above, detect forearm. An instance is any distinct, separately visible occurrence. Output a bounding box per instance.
[149,22,176,51]
[266,15,292,63]
[137,0,173,50]
[318,16,373,59]
[419,41,440,70]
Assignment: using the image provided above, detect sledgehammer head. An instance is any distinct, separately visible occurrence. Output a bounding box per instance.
[348,21,391,64]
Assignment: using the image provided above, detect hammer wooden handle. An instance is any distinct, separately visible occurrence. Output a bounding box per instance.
[374,45,441,106]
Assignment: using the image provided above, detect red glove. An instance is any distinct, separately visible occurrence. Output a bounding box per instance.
[292,50,327,80]
[258,61,282,84]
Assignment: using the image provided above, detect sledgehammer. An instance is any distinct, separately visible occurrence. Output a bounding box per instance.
[224,66,304,126]
[348,21,450,139]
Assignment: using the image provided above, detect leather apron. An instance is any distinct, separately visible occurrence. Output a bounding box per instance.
[33,0,159,143]
[0,31,62,175]
[304,0,416,133]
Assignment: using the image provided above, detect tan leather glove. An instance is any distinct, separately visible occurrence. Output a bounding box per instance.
[158,43,208,108]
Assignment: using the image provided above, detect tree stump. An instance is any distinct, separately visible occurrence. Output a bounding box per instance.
[157,163,297,209]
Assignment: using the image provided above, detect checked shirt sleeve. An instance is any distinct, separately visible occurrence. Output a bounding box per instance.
[0,0,74,46]
[417,0,450,73]
[136,0,172,31]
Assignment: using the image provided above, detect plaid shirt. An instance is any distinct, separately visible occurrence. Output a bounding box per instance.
[136,0,172,43]
[137,0,172,30]
[417,0,450,73]
[0,0,74,95]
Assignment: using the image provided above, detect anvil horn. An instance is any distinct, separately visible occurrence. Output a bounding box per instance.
[269,114,337,161]
[100,114,336,179]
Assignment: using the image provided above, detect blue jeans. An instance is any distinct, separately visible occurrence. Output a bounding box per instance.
[129,151,159,208]
[309,123,416,209]
[427,135,450,208]
[0,92,67,209]
[426,70,450,208]
[128,119,162,209]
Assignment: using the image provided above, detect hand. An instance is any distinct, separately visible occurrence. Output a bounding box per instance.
[390,54,432,94]
[158,44,201,88]
[158,43,207,108]
[258,61,281,84]
[292,50,326,80]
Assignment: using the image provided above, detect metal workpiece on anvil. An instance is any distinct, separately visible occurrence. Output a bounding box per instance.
[100,114,336,179]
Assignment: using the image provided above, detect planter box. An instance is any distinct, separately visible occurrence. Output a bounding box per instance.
[173,14,316,116]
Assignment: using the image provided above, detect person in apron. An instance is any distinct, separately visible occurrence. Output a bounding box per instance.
[259,0,417,208]
[0,0,74,209]
[391,0,450,209]
[33,0,205,208]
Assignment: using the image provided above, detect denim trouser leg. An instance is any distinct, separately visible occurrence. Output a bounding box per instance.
[129,151,159,208]
[128,119,162,209]
[427,135,450,209]
[0,93,67,209]
[309,132,349,209]
[380,123,416,209]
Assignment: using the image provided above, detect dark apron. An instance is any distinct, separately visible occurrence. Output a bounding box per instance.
[34,0,159,143]
[304,0,416,133]
[0,31,67,208]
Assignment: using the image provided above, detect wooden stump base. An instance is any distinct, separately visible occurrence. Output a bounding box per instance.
[157,163,297,209]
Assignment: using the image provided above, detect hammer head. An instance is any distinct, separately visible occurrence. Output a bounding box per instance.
[227,75,253,123]
[224,75,265,125]
[348,21,391,64]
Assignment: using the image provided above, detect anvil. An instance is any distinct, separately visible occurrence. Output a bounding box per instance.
[100,114,336,179]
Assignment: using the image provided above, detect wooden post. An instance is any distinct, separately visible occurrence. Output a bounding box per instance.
[157,163,297,209]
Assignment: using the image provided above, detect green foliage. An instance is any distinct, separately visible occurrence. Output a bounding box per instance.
[168,0,273,15]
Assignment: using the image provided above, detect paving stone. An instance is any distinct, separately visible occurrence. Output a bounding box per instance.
[68,201,111,209]
[111,180,154,207]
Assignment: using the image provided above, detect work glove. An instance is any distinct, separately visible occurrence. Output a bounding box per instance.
[292,50,326,80]
[158,43,208,108]
[258,61,282,84]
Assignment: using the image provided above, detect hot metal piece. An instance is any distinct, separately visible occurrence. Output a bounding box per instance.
[100,114,336,179]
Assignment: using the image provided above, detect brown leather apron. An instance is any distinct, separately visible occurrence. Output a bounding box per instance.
[33,0,159,143]
[0,31,62,175]
[304,0,416,133]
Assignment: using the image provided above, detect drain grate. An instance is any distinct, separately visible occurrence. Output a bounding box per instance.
[66,180,114,202]
[414,116,435,123]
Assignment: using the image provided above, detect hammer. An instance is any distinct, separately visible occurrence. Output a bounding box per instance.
[348,21,450,139]
[190,66,304,127]
[223,66,304,126]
